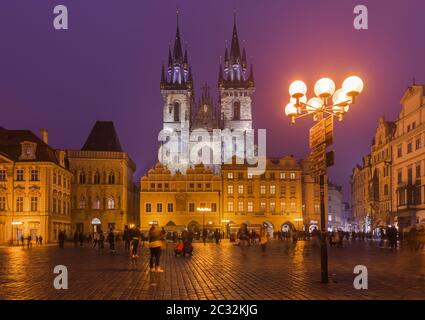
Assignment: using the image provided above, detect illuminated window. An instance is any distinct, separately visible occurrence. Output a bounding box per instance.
[260,201,266,212]
[290,202,296,210]
[108,172,115,184]
[16,197,23,212]
[79,197,86,209]
[157,203,163,213]
[16,169,24,181]
[247,202,253,212]
[211,203,217,212]
[167,203,173,212]
[238,184,244,194]
[107,198,115,209]
[227,172,233,179]
[0,197,6,211]
[31,197,38,212]
[280,172,285,179]
[93,197,100,209]
[290,172,296,180]
[238,201,244,212]
[270,185,276,194]
[227,185,234,194]
[260,185,266,194]
[227,201,234,212]
[94,172,100,184]
[189,203,195,212]
[270,201,276,212]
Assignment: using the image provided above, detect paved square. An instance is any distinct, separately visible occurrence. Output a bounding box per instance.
[0,240,424,300]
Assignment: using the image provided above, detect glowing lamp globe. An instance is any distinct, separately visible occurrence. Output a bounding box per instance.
[342,76,364,97]
[284,103,298,117]
[332,89,351,106]
[314,78,335,98]
[289,80,307,98]
[332,105,349,114]
[306,97,323,113]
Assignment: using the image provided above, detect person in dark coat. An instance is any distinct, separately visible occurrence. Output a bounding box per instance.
[58,230,65,248]
[108,229,115,253]
[78,232,84,246]
[73,232,78,247]
[123,225,130,252]
[39,235,43,245]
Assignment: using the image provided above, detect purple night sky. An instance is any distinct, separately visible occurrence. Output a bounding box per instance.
[1,0,425,199]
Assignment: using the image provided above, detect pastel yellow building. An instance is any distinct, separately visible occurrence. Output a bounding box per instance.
[140,163,221,233]
[221,156,324,235]
[0,128,72,244]
[67,122,138,235]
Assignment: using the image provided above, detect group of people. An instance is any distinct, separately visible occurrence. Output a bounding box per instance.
[236,223,270,254]
[19,234,43,248]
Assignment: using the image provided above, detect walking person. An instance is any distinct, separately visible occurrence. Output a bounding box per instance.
[237,223,249,256]
[214,229,221,245]
[123,225,130,252]
[148,224,164,272]
[20,235,24,247]
[78,232,84,247]
[260,227,269,253]
[99,231,105,249]
[39,235,43,245]
[108,228,116,253]
[92,232,99,248]
[35,236,39,245]
[27,235,32,249]
[58,230,65,249]
[73,231,78,247]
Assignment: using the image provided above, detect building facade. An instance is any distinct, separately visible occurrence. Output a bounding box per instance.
[0,128,72,244]
[327,182,344,231]
[68,121,138,235]
[140,162,221,233]
[392,85,425,228]
[350,155,371,232]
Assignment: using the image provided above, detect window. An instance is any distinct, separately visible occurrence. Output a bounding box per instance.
[260,185,266,194]
[227,172,233,179]
[206,183,211,189]
[227,185,234,194]
[31,197,38,211]
[247,202,253,212]
[397,170,402,185]
[280,202,286,212]
[247,185,253,194]
[280,172,285,179]
[94,172,100,184]
[416,164,421,180]
[79,197,86,209]
[384,184,389,196]
[0,197,6,211]
[408,168,413,184]
[280,185,286,195]
[79,172,86,184]
[173,102,180,122]
[197,183,202,189]
[53,198,57,213]
[397,145,402,158]
[238,184,244,194]
[238,172,244,179]
[238,201,244,212]
[146,203,152,213]
[211,203,217,212]
[260,201,266,212]
[233,101,241,120]
[247,172,253,179]
[108,198,115,209]
[108,172,115,184]
[290,172,296,180]
[0,170,6,181]
[290,202,296,210]
[16,197,23,212]
[189,203,195,212]
[16,170,24,181]
[270,185,276,194]
[290,185,296,196]
[58,175,62,186]
[227,201,234,212]
[93,198,100,209]
[270,201,276,212]
[269,172,275,180]
[157,203,163,213]
[53,172,57,184]
[167,203,173,213]
[416,138,422,150]
[407,142,413,154]
[314,204,320,213]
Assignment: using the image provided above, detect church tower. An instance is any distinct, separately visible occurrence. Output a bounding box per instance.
[159,13,194,171]
[218,16,255,132]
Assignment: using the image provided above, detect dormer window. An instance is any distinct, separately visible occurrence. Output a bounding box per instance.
[19,141,37,160]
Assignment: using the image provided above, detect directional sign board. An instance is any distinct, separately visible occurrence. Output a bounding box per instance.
[309,116,334,178]
[309,116,334,149]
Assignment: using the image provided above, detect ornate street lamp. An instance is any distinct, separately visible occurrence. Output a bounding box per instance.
[285,76,363,123]
[285,75,364,283]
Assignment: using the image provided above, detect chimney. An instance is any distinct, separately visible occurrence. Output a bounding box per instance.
[39,129,48,144]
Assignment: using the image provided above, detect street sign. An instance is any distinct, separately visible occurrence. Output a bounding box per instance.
[310,144,326,177]
[309,116,334,149]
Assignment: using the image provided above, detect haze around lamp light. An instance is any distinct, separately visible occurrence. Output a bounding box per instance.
[289,80,307,98]
[314,77,335,98]
[290,95,307,105]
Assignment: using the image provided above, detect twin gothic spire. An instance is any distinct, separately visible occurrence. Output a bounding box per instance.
[160,12,254,90]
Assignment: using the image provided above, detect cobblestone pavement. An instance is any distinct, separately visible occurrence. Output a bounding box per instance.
[0,240,424,300]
